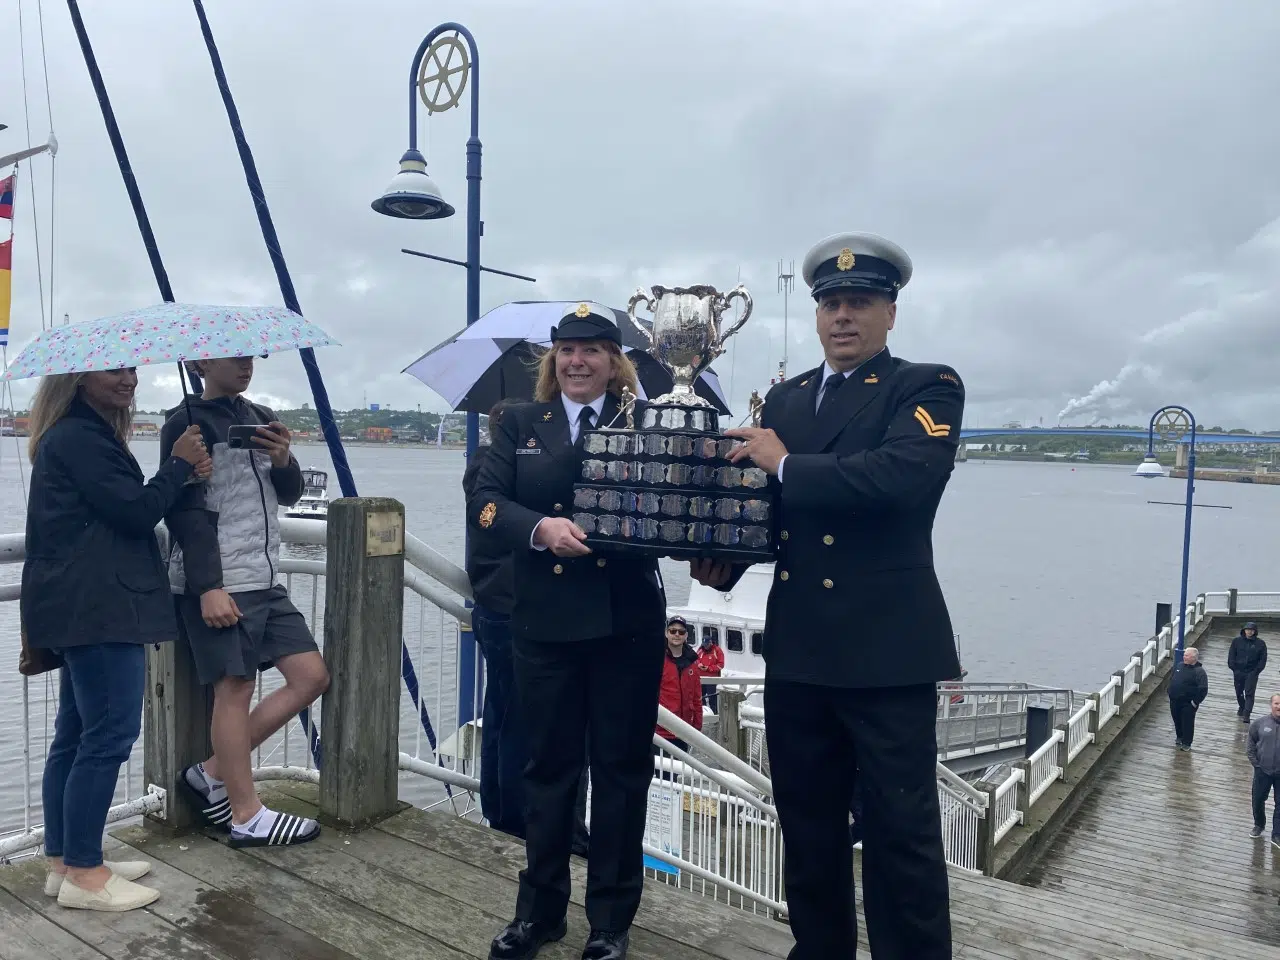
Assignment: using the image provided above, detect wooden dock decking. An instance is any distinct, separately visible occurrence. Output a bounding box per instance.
[3,776,1279,960]
[1022,624,1280,953]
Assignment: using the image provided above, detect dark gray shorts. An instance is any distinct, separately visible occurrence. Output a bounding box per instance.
[178,585,319,687]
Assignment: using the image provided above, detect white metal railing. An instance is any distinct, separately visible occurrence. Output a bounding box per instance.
[991,768,1023,845]
[1096,676,1120,729]
[0,521,479,859]
[1024,731,1063,806]
[1065,700,1094,764]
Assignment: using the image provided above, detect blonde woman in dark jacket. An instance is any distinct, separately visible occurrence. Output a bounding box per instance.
[22,367,209,911]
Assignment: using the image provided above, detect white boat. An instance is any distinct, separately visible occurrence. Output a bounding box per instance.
[285,468,330,520]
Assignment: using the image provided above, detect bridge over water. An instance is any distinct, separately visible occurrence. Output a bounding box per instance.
[960,426,1280,444]
[1,510,1276,958]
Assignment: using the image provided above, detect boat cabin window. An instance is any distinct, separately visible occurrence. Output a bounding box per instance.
[701,625,720,648]
[726,629,743,653]
[750,632,763,656]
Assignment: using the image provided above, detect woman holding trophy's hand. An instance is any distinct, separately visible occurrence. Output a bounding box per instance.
[469,303,666,960]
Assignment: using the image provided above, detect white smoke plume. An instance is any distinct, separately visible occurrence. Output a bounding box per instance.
[1057,362,1159,423]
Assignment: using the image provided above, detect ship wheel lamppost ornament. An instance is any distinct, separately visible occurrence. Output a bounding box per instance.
[418,34,469,113]
[1146,404,1198,659]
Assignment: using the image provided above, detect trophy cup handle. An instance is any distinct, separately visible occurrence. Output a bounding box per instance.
[625,288,658,351]
[718,284,754,342]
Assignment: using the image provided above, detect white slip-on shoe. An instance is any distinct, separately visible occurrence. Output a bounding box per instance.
[56,872,159,912]
[44,860,152,897]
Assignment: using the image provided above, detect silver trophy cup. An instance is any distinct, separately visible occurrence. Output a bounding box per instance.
[626,284,753,408]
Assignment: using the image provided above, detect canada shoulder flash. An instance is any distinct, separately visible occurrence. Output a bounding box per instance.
[836,248,855,271]
[939,371,961,385]
[479,502,497,528]
[575,302,591,317]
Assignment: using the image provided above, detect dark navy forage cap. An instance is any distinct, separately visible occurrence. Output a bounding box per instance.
[802,232,913,301]
[550,301,622,345]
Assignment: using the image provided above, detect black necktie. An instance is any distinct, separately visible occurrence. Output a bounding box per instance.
[817,372,846,416]
[575,406,596,443]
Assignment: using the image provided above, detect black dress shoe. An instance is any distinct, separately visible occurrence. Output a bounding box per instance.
[488,918,567,960]
[582,929,629,960]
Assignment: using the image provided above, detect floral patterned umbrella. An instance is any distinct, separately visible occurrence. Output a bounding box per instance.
[0,303,338,381]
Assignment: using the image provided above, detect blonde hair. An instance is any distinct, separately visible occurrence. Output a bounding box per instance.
[28,372,134,463]
[532,340,640,404]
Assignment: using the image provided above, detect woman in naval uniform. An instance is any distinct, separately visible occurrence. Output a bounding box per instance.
[469,303,666,960]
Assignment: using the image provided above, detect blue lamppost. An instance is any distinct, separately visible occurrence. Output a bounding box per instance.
[1146,405,1197,658]
[373,23,483,727]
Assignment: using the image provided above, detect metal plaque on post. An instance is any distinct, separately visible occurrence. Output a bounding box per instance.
[571,283,775,562]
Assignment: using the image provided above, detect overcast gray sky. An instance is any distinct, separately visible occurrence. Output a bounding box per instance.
[2,0,1278,428]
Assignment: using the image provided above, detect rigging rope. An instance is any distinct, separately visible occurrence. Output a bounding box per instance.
[15,0,48,332]
[190,0,446,777]
[35,0,55,325]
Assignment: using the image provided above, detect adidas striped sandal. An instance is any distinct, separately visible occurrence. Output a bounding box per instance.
[179,763,232,832]
[228,808,321,849]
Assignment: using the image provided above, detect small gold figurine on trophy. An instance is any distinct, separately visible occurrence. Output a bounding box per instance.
[619,385,637,430]
[748,389,764,427]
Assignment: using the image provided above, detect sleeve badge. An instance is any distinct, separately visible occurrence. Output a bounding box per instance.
[913,406,951,438]
[939,371,961,385]
[479,502,497,528]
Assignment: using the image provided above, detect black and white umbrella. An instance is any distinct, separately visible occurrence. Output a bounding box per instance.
[403,300,732,415]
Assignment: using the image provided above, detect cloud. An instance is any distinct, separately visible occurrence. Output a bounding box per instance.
[0,0,1278,430]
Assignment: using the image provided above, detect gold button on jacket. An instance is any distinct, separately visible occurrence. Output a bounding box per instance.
[553,564,563,575]
[596,558,607,567]
[823,578,834,589]
[823,534,834,546]
[780,570,789,581]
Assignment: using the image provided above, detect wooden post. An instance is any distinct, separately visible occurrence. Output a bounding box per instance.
[1086,692,1101,739]
[1013,759,1032,822]
[1112,669,1126,703]
[1054,722,1070,779]
[716,687,749,761]
[976,784,999,875]
[319,497,405,828]
[1229,588,1239,615]
[143,629,213,830]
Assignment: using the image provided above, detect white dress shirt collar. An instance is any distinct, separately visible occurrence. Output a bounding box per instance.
[561,392,606,442]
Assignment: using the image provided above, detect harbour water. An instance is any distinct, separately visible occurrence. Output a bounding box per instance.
[3,437,1280,834]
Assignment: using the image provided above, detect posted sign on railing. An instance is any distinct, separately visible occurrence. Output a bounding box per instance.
[642,779,683,876]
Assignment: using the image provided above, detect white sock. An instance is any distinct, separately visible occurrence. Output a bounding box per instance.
[231,805,316,841]
[185,762,227,804]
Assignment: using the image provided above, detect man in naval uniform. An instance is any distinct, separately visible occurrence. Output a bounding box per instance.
[693,233,962,958]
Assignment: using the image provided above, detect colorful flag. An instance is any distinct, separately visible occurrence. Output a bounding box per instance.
[0,238,11,347]
[0,175,13,220]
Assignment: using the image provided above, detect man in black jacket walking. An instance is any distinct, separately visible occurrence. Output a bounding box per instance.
[1169,647,1209,750]
[1228,622,1268,724]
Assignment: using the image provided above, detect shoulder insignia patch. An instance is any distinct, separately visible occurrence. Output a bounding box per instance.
[913,406,951,438]
[799,379,810,387]
[939,371,960,385]
[864,374,879,384]
[543,411,553,421]
[479,502,497,528]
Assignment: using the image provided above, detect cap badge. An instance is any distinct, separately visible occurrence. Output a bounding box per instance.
[479,502,497,528]
[575,302,591,318]
[836,248,856,271]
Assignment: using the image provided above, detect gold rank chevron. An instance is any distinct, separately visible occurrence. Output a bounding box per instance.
[914,406,951,437]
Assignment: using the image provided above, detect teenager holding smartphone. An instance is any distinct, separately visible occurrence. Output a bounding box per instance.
[159,354,329,848]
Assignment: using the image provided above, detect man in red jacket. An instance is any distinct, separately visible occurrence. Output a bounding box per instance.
[656,616,703,752]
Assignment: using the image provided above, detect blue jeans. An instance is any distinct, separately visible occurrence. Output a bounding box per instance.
[42,643,146,868]
[474,604,527,839]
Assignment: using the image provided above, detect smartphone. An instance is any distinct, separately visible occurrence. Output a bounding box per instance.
[227,424,265,449]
